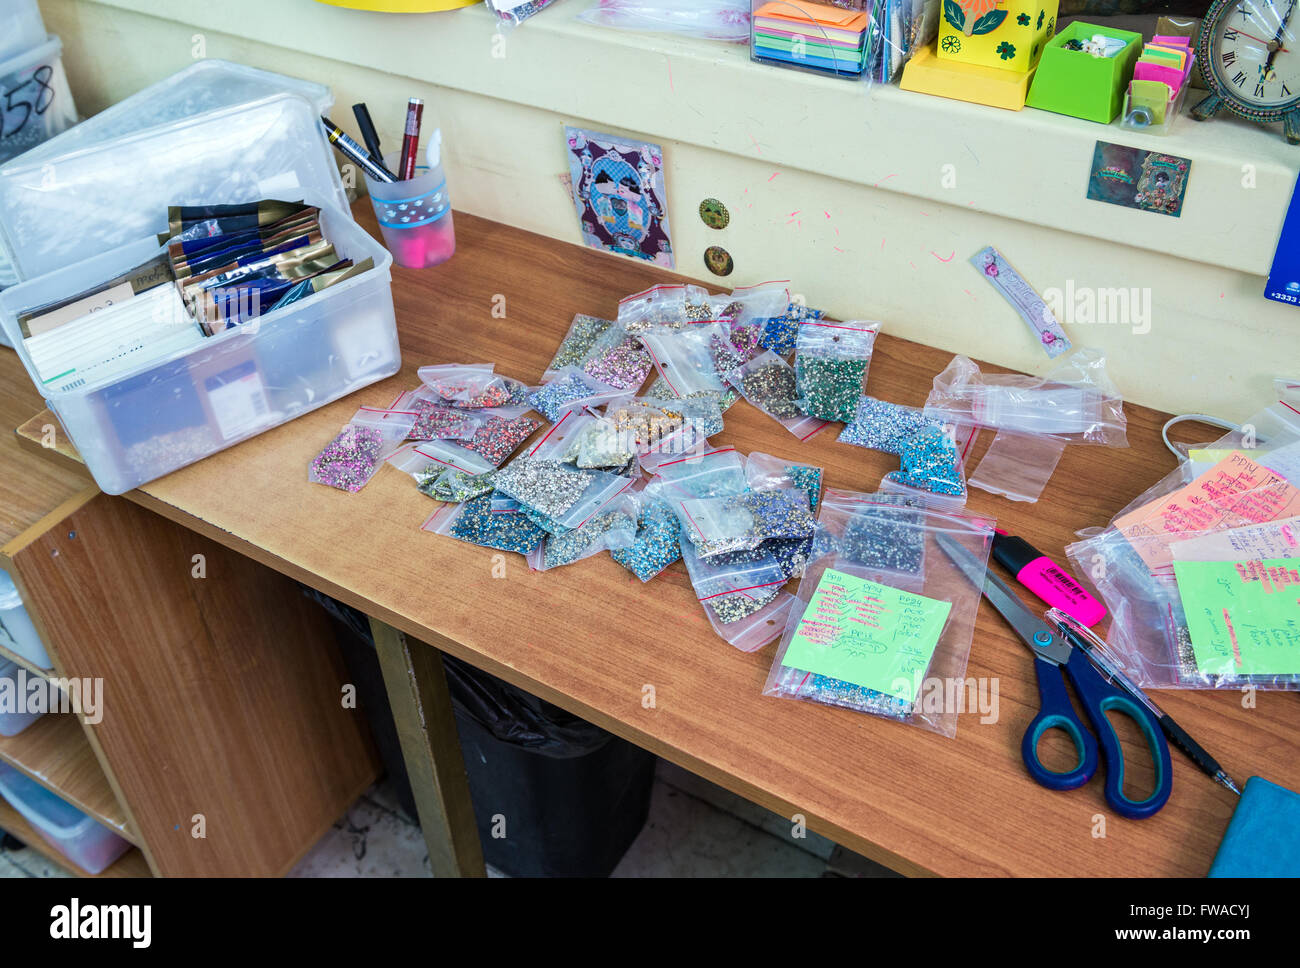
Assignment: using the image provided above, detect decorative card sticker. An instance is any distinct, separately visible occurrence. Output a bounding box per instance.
[781,568,952,703]
[565,126,674,269]
[971,245,1072,358]
[1086,141,1190,218]
[1173,558,1300,677]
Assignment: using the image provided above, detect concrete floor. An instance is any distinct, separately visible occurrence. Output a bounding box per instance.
[0,760,900,878]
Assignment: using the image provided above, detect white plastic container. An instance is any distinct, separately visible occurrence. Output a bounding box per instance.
[0,657,44,736]
[0,761,131,873]
[0,202,398,494]
[0,35,77,166]
[0,568,50,668]
[0,0,47,62]
[0,92,346,282]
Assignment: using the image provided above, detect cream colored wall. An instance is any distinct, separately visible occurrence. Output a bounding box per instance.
[38,0,1299,419]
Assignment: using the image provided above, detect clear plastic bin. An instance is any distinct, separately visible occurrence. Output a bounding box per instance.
[8,59,331,173]
[0,35,76,166]
[1120,65,1194,136]
[0,658,44,736]
[0,92,347,282]
[0,202,399,494]
[0,0,47,63]
[0,761,131,873]
[0,568,50,669]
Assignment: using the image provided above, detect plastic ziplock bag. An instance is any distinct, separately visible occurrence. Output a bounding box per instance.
[612,490,683,581]
[545,314,615,379]
[528,492,638,570]
[794,319,881,423]
[617,283,713,333]
[923,349,1127,445]
[309,406,416,492]
[758,301,824,355]
[577,0,753,41]
[813,489,928,592]
[675,487,815,557]
[968,431,1068,504]
[643,446,747,498]
[729,350,829,440]
[458,408,544,466]
[528,366,625,422]
[393,387,485,441]
[423,494,547,555]
[487,0,562,27]
[640,322,731,397]
[417,364,521,410]
[746,452,824,512]
[601,394,723,456]
[577,324,654,390]
[764,501,995,736]
[387,443,493,498]
[493,457,636,529]
[840,396,969,501]
[680,538,795,652]
[394,438,494,478]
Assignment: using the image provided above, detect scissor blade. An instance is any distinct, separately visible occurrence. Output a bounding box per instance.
[934,532,1069,664]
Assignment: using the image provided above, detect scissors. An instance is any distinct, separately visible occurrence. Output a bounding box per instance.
[936,533,1172,819]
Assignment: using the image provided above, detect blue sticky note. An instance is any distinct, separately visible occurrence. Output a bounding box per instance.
[1265,175,1300,308]
[1208,776,1300,877]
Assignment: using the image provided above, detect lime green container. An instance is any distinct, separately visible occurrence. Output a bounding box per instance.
[1025,21,1143,123]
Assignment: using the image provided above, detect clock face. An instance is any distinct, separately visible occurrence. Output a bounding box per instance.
[1210,0,1300,109]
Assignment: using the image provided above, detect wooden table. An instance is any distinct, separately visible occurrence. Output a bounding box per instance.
[19,207,1299,877]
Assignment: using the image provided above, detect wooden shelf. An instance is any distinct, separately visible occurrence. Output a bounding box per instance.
[0,349,91,551]
[0,638,53,678]
[0,798,150,877]
[0,714,137,845]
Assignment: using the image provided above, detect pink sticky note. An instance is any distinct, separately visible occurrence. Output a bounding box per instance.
[1152,34,1192,47]
[1134,61,1186,87]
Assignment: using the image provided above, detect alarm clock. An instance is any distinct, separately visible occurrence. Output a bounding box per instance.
[1191,0,1300,143]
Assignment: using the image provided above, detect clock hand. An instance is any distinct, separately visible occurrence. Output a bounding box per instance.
[1265,0,1297,73]
[1234,27,1290,50]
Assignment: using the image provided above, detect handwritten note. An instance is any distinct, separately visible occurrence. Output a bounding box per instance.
[782,568,952,702]
[1172,516,1300,563]
[1173,558,1300,677]
[1113,451,1300,574]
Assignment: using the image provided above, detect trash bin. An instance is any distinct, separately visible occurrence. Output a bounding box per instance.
[311,590,657,877]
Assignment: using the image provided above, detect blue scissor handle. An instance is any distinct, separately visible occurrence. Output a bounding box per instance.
[1062,647,1172,820]
[1022,656,1099,790]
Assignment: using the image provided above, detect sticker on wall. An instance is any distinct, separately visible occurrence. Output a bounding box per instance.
[699,198,730,230]
[564,125,674,268]
[972,245,1072,358]
[1086,141,1190,218]
[704,245,734,276]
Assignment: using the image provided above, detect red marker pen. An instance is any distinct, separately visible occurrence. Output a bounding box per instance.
[992,529,1106,627]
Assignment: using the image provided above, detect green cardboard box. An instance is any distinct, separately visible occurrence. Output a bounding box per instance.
[1025,21,1142,123]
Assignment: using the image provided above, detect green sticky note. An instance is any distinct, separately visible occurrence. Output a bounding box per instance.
[1174,559,1300,677]
[782,568,952,703]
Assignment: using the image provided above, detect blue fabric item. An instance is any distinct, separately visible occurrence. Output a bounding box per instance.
[1208,777,1300,877]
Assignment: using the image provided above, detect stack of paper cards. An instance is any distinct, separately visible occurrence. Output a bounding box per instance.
[753,0,870,76]
[23,281,204,394]
[1129,35,1194,123]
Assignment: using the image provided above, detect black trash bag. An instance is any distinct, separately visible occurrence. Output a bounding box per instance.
[441,654,611,759]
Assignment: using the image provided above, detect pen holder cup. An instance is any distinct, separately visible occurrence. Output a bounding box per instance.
[364,158,455,269]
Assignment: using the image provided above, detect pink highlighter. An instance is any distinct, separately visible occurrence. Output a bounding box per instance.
[992,529,1106,627]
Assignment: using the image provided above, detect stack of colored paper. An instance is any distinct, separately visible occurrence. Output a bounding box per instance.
[753,0,870,76]
[1128,34,1194,124]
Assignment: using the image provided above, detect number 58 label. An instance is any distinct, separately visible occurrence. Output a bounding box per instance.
[0,64,57,141]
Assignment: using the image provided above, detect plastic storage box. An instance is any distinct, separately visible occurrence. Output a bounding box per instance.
[0,92,347,282]
[0,202,398,494]
[0,0,47,61]
[0,568,50,668]
[0,35,77,166]
[1025,22,1143,123]
[0,657,44,736]
[0,761,131,873]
